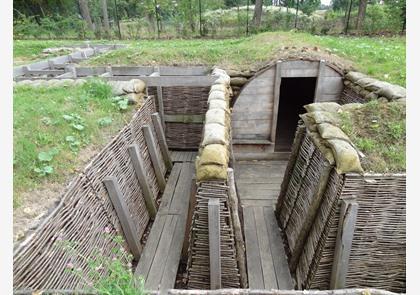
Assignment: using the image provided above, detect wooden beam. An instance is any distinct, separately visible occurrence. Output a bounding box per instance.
[270,61,282,142]
[227,168,248,288]
[208,198,221,290]
[103,176,142,260]
[127,144,158,219]
[314,60,326,102]
[151,113,173,171]
[330,198,359,289]
[164,114,205,124]
[142,125,167,192]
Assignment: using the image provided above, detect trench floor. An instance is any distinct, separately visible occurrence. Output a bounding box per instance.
[234,160,294,289]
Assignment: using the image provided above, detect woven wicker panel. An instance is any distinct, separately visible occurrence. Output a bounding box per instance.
[13,174,130,290]
[284,143,331,258]
[14,97,167,290]
[338,86,367,104]
[165,122,203,150]
[341,174,406,293]
[187,181,241,289]
[296,170,344,289]
[278,133,316,229]
[162,86,210,115]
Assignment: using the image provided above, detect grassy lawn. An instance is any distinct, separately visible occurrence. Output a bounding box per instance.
[13,80,135,207]
[83,32,406,86]
[339,100,406,173]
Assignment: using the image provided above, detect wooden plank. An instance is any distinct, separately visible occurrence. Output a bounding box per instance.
[145,215,178,289]
[280,68,318,77]
[263,207,293,289]
[208,198,221,290]
[156,84,165,129]
[231,111,273,121]
[158,164,182,213]
[232,139,272,145]
[127,144,158,219]
[152,113,173,171]
[271,61,282,142]
[103,176,142,260]
[314,60,326,101]
[254,206,278,289]
[164,114,205,124]
[135,214,167,278]
[168,163,194,215]
[243,206,264,289]
[111,66,154,76]
[25,69,65,75]
[142,125,167,192]
[75,67,107,76]
[159,66,209,76]
[330,198,359,289]
[106,75,217,86]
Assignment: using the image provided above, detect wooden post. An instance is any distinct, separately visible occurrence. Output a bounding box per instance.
[270,61,282,143]
[65,65,77,78]
[227,168,248,288]
[314,60,326,102]
[128,144,157,219]
[103,176,142,260]
[152,66,165,130]
[330,198,359,289]
[182,177,196,260]
[151,113,173,171]
[208,198,221,290]
[142,125,167,192]
[48,60,55,69]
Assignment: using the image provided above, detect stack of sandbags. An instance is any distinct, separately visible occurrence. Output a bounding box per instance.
[300,102,364,174]
[108,79,147,105]
[344,71,406,102]
[14,79,87,88]
[196,68,232,181]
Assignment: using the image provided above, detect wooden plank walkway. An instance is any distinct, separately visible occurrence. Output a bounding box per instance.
[234,160,287,207]
[235,160,294,290]
[135,162,194,292]
[170,150,197,163]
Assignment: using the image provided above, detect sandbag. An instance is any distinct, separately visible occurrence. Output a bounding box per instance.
[299,113,317,132]
[123,79,146,94]
[109,81,128,96]
[205,109,227,126]
[196,164,228,181]
[317,123,350,141]
[214,77,230,86]
[121,92,144,105]
[202,123,228,146]
[325,138,363,174]
[208,90,227,102]
[377,84,406,100]
[308,111,341,126]
[309,132,335,165]
[304,102,341,113]
[210,84,227,94]
[355,77,378,89]
[198,144,229,166]
[74,79,87,86]
[208,99,229,111]
[346,71,368,82]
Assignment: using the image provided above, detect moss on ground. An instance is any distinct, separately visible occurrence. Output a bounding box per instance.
[339,100,406,173]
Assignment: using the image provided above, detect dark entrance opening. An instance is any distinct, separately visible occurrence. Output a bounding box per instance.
[275,77,317,151]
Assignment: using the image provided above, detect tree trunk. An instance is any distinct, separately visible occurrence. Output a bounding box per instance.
[294,0,299,28]
[189,0,195,32]
[100,0,110,36]
[78,0,94,31]
[356,0,367,31]
[252,0,263,28]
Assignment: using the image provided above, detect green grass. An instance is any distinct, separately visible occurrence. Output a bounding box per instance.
[13,80,134,207]
[339,100,406,173]
[83,31,406,86]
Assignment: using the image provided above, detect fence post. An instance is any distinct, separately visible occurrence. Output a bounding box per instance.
[103,176,142,260]
[208,198,221,289]
[128,144,158,219]
[142,125,166,192]
[330,198,359,289]
[151,113,173,171]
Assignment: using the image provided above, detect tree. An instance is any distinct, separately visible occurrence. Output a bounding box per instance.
[252,0,263,28]
[78,0,94,31]
[300,0,321,15]
[356,0,367,30]
[100,0,110,36]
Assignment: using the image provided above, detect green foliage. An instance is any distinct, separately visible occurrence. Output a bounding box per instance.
[13,84,134,207]
[339,100,406,172]
[82,79,113,101]
[300,0,321,16]
[59,234,147,295]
